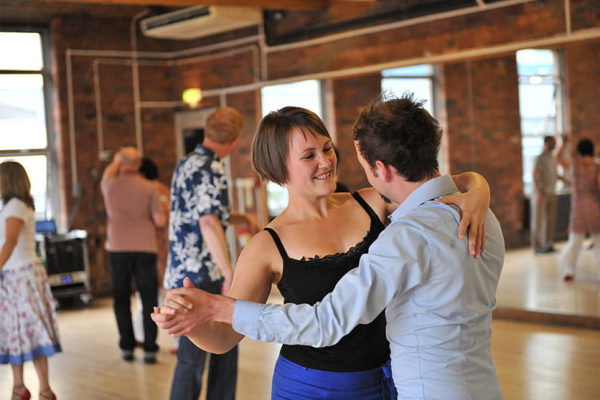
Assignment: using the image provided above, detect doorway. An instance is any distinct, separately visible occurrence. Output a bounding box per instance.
[174,107,217,158]
[173,107,239,261]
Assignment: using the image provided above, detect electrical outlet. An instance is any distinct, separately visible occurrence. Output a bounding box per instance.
[99,150,113,162]
[73,182,82,198]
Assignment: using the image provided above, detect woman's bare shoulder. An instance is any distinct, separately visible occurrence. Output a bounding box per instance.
[232,229,283,293]
[355,187,389,219]
[329,190,356,204]
[242,229,279,255]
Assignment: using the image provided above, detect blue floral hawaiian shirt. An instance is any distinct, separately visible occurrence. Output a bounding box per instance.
[163,145,230,289]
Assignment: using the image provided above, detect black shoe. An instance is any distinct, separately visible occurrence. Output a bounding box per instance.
[122,350,134,361]
[144,352,157,364]
[535,247,554,254]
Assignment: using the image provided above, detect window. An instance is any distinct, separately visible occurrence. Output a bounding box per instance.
[382,64,436,115]
[260,80,323,218]
[382,65,441,169]
[517,49,565,194]
[0,31,55,220]
[261,80,323,118]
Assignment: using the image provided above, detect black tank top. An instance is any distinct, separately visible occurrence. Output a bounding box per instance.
[265,192,390,372]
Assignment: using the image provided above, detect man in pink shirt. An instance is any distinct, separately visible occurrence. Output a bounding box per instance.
[101,146,167,363]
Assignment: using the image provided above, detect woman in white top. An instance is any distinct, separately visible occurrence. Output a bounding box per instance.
[0,161,60,400]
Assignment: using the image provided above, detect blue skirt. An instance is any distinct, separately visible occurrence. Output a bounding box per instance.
[271,355,396,400]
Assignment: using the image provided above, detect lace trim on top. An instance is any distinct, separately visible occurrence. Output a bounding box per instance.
[265,191,384,267]
[298,229,376,264]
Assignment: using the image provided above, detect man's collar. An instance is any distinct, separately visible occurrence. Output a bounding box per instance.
[390,174,459,221]
[194,144,218,159]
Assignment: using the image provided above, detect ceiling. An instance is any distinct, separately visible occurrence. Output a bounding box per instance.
[1,0,516,45]
[0,0,375,25]
[0,0,510,26]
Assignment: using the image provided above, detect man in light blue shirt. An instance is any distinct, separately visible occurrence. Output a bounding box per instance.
[154,93,505,399]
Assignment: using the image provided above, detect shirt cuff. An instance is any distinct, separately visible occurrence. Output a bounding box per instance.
[232,299,264,340]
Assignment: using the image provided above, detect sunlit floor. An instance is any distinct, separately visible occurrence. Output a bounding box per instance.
[497,240,600,318]
[1,242,600,399]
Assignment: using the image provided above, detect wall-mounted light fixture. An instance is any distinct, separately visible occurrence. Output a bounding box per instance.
[183,88,202,106]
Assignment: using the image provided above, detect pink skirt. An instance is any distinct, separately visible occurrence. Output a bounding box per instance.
[0,262,62,365]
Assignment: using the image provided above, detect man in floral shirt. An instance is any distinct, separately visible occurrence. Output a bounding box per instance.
[164,107,257,400]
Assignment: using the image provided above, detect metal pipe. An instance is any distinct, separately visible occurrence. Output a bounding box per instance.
[93,59,104,157]
[565,0,571,34]
[130,10,150,154]
[65,49,79,197]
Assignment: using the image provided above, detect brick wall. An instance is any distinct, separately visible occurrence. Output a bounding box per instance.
[442,56,526,247]
[331,74,383,192]
[48,14,266,294]
[47,1,599,296]
[565,42,600,145]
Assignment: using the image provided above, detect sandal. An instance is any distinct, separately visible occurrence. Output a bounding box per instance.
[12,384,31,400]
[39,389,56,400]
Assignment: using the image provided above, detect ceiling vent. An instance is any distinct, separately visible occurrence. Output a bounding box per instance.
[140,5,263,40]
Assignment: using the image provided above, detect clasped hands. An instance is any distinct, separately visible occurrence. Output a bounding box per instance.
[151,277,227,338]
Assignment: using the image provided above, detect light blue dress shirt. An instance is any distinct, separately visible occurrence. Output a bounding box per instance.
[234,175,505,399]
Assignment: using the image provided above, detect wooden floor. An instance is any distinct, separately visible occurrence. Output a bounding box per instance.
[2,243,600,399]
[497,240,600,317]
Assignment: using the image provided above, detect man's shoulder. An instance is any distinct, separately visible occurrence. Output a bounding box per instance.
[175,151,213,172]
[536,151,554,162]
[400,201,461,225]
[101,174,120,194]
[382,204,453,247]
[106,174,155,192]
[127,174,154,187]
[391,204,504,258]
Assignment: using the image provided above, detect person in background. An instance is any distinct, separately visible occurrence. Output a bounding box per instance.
[154,102,492,399]
[132,157,173,350]
[101,147,167,364]
[139,157,170,287]
[557,136,600,281]
[0,161,60,400]
[531,136,560,254]
[163,107,259,400]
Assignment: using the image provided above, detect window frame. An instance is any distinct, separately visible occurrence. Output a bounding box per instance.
[260,79,325,219]
[517,48,566,195]
[0,27,61,222]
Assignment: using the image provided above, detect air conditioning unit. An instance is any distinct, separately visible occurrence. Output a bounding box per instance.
[140,5,263,40]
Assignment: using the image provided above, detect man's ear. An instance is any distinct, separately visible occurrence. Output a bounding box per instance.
[223,137,241,156]
[229,137,240,150]
[374,160,393,182]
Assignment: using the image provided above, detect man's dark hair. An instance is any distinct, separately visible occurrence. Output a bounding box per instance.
[139,157,159,181]
[353,92,442,182]
[576,138,594,157]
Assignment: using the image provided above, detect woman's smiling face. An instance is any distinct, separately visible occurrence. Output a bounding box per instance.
[284,127,337,196]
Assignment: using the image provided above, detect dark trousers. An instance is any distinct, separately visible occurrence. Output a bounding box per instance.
[169,279,238,400]
[108,251,159,353]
